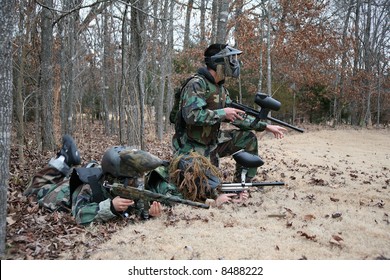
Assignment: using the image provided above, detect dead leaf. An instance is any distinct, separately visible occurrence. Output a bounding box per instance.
[297,231,316,241]
[304,214,316,221]
[332,234,343,242]
[6,216,17,226]
[330,235,344,246]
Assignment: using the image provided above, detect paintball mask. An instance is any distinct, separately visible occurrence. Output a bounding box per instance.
[205,45,242,78]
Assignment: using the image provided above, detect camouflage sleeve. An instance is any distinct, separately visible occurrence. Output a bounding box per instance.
[231,115,268,131]
[181,78,226,125]
[71,184,117,226]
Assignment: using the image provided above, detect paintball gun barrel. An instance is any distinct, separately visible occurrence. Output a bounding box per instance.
[103,182,210,211]
[218,150,286,193]
[230,93,304,133]
[220,181,285,193]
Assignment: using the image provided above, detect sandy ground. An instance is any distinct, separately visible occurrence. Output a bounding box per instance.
[80,127,390,260]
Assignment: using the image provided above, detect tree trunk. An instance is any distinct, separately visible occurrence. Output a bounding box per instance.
[338,0,354,125]
[102,10,111,135]
[150,0,159,138]
[15,4,27,166]
[350,0,361,126]
[128,0,148,148]
[258,13,264,93]
[119,3,129,144]
[40,0,55,150]
[199,0,206,44]
[0,0,16,257]
[183,0,194,49]
[363,0,372,127]
[216,0,229,42]
[164,1,175,133]
[211,0,218,42]
[266,2,272,96]
[157,0,170,141]
[66,2,77,135]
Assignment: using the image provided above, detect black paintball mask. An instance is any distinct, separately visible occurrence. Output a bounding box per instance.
[205,44,243,78]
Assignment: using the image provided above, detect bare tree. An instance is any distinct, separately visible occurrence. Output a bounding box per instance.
[183,0,194,49]
[40,0,55,150]
[211,0,218,42]
[363,0,373,127]
[14,1,28,166]
[164,0,175,133]
[216,0,229,42]
[351,0,361,125]
[128,0,148,148]
[101,9,112,134]
[337,0,354,125]
[199,0,207,44]
[257,12,265,93]
[119,2,130,144]
[156,0,170,140]
[266,1,272,96]
[0,0,16,257]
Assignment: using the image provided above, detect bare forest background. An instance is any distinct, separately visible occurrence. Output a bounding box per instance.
[0,0,389,257]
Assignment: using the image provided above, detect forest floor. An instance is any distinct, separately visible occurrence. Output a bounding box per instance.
[4,121,390,260]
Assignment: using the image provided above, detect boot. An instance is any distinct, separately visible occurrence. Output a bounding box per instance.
[58,135,81,167]
[48,157,71,176]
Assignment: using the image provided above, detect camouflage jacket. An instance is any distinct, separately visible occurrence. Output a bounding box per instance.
[173,67,268,153]
[24,166,141,226]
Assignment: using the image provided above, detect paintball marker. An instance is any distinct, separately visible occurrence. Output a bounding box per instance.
[103,181,210,218]
[219,150,285,193]
[229,93,304,133]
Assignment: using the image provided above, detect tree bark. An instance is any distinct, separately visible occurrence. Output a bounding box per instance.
[102,10,111,135]
[164,0,175,133]
[266,2,272,96]
[183,0,194,49]
[363,0,373,127]
[40,0,55,150]
[119,3,129,144]
[216,0,229,43]
[15,3,27,166]
[350,0,361,126]
[156,0,170,140]
[211,0,218,42]
[337,0,354,125]
[128,0,148,148]
[0,0,16,257]
[199,0,206,44]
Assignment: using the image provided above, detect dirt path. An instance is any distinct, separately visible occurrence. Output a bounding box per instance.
[81,128,390,260]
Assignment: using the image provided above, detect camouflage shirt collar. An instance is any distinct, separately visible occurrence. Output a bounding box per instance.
[197,67,225,86]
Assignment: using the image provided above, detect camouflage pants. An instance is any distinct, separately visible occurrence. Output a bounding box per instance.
[174,129,259,178]
[24,167,71,212]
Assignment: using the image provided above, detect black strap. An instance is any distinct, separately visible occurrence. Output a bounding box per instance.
[88,175,106,203]
[69,167,103,204]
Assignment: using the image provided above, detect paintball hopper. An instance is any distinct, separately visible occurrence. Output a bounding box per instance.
[255,93,281,111]
[232,150,264,168]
